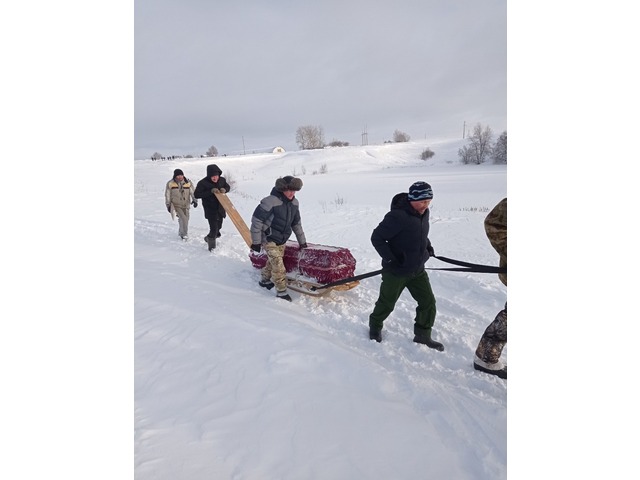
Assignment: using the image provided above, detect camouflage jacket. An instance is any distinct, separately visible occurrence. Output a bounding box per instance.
[485,198,507,286]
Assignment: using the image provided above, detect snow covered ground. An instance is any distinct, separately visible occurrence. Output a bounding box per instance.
[134,138,507,479]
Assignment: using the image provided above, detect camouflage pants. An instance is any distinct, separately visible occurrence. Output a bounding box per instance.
[261,242,287,293]
[475,302,507,365]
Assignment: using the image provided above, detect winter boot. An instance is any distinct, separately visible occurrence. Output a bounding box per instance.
[369,328,382,343]
[413,331,444,351]
[205,235,216,251]
[276,291,292,302]
[259,279,275,290]
[473,356,507,379]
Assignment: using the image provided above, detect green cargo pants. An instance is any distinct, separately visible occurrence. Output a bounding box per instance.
[369,269,437,337]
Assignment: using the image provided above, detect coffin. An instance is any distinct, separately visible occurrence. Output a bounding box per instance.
[249,241,356,284]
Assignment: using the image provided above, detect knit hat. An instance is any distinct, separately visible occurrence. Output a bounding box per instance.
[173,168,184,177]
[275,175,303,192]
[407,181,433,201]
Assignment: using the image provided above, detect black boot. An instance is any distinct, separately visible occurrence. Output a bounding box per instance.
[276,291,292,302]
[369,328,382,343]
[413,332,444,351]
[474,362,507,379]
[259,280,275,290]
[206,235,216,251]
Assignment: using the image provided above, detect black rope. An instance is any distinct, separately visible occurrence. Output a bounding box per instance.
[431,255,506,274]
[310,255,505,291]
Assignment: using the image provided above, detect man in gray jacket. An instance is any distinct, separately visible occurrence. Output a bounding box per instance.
[250,176,307,302]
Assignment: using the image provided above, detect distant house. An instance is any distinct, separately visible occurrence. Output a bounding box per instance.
[272,146,285,153]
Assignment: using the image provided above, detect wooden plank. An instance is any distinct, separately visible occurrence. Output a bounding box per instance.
[214,191,252,247]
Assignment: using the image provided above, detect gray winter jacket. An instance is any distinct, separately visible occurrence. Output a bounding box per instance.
[250,187,307,246]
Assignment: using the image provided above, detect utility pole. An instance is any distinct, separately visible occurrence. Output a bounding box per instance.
[361,125,368,146]
[242,136,246,155]
[463,121,466,139]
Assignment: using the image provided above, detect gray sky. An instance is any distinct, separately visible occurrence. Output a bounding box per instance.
[135,0,506,158]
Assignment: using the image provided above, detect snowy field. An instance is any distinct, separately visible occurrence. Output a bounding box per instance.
[134,138,507,479]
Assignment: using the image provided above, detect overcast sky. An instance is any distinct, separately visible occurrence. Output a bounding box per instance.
[134,0,506,158]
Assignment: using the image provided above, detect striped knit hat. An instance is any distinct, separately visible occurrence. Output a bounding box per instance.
[407,181,433,201]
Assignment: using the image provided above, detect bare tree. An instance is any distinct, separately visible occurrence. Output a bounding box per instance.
[206,145,218,157]
[459,123,493,164]
[393,130,410,142]
[492,131,507,164]
[295,125,325,150]
[151,152,162,160]
[458,145,474,165]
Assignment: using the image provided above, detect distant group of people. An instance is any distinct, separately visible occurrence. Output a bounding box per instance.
[164,164,507,379]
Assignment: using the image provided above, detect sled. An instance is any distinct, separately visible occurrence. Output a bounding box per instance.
[214,191,359,296]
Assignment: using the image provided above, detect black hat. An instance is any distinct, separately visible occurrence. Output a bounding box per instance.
[275,175,303,192]
[407,181,433,201]
[173,169,184,177]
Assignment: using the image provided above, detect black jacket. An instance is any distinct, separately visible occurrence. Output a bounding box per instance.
[371,192,433,276]
[194,164,231,220]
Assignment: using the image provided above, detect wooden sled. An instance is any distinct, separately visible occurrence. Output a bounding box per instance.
[214,191,359,296]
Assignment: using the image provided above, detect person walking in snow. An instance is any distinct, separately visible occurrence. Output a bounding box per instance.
[473,197,507,379]
[250,175,307,302]
[194,164,231,251]
[165,168,197,240]
[368,181,444,351]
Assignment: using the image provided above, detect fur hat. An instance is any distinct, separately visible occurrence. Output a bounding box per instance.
[275,175,303,192]
[173,169,184,177]
[206,164,222,177]
[408,181,433,201]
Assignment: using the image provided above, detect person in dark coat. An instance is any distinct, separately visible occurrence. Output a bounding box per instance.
[368,181,443,351]
[474,197,507,379]
[194,164,231,251]
[250,175,307,302]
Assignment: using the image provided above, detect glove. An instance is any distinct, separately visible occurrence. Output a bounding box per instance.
[299,243,308,249]
[383,258,397,269]
[166,205,171,213]
[383,253,404,269]
[212,188,220,194]
[192,201,198,208]
[219,188,226,194]
[250,243,261,252]
[427,245,435,257]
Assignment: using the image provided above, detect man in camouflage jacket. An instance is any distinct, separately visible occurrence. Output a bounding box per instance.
[474,197,507,379]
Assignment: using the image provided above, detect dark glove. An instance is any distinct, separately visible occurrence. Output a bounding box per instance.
[212,188,220,194]
[299,243,308,249]
[166,205,171,213]
[192,201,198,208]
[383,253,404,269]
[427,245,435,257]
[219,188,226,194]
[250,243,261,252]
[383,257,398,269]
